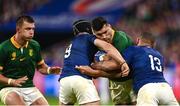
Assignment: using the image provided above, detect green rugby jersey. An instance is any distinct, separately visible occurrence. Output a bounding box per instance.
[112,31,133,53]
[111,31,134,82]
[0,36,44,89]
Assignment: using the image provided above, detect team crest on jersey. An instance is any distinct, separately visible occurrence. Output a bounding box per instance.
[29,49,33,56]
[11,52,16,60]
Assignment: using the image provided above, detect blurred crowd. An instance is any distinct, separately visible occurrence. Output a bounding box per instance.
[0,0,49,23]
[116,0,180,65]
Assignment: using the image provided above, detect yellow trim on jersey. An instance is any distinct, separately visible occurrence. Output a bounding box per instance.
[0,66,3,70]
[10,36,29,49]
[38,60,45,66]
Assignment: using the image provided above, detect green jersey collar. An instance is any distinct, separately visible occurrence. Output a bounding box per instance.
[10,36,29,49]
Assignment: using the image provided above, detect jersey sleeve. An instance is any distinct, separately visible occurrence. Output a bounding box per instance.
[33,41,44,66]
[88,34,96,43]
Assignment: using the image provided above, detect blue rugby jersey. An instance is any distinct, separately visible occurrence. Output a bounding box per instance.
[59,34,98,80]
[122,46,167,93]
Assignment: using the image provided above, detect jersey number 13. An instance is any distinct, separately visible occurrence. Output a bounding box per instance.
[149,54,162,72]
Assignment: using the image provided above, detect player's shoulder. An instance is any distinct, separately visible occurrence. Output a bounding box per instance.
[0,39,10,48]
[123,46,141,54]
[85,34,96,39]
[116,30,126,34]
[29,39,40,46]
[114,31,132,42]
[1,39,10,44]
[76,33,95,39]
[152,48,163,57]
[29,39,41,49]
[115,31,128,37]
[82,33,96,41]
[126,45,137,50]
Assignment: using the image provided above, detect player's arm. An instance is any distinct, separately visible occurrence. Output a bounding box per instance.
[75,65,122,78]
[0,63,28,86]
[94,39,125,64]
[0,74,28,87]
[94,39,129,77]
[0,46,28,86]
[35,42,61,75]
[37,61,61,75]
[91,59,119,72]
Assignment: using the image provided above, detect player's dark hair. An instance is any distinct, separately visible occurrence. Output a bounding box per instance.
[73,19,93,35]
[141,32,156,47]
[16,15,35,27]
[91,16,107,31]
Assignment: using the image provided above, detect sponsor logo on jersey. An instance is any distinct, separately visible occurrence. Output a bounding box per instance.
[20,57,26,61]
[11,52,16,60]
[29,49,33,56]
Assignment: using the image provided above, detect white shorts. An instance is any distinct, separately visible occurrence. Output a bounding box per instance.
[137,82,179,106]
[0,87,46,105]
[59,75,100,104]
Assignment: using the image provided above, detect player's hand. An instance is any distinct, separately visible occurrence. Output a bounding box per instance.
[75,65,92,74]
[11,76,28,87]
[49,66,62,74]
[75,65,102,78]
[91,62,102,70]
[121,62,130,77]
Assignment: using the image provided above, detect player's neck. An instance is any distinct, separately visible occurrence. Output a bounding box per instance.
[137,40,153,47]
[14,34,27,47]
[138,42,152,48]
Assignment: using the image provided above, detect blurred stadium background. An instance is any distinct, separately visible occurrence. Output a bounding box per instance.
[0,0,180,105]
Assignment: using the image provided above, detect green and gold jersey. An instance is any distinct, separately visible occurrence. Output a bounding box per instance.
[112,31,133,53]
[111,31,134,82]
[0,36,44,89]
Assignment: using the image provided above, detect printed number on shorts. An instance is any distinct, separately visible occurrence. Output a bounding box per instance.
[149,54,162,72]
[64,44,72,58]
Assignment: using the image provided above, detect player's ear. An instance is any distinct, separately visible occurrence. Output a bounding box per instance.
[136,38,140,45]
[16,27,20,33]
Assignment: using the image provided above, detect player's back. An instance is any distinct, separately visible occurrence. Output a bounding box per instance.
[123,46,167,93]
[60,34,98,80]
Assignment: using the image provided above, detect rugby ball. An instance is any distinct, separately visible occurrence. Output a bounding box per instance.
[94,50,106,62]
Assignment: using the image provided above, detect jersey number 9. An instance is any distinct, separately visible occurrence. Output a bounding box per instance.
[64,44,72,58]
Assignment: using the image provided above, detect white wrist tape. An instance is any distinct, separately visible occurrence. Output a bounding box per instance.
[8,78,12,85]
[47,67,51,74]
